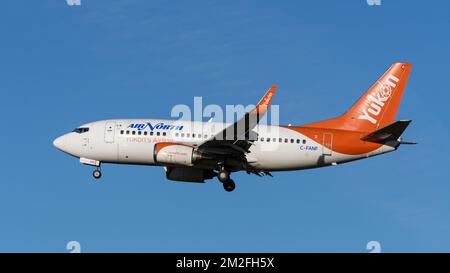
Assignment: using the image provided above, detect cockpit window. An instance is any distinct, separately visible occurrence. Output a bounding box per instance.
[73,127,90,134]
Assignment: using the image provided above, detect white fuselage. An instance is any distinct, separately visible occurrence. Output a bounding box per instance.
[53,119,395,172]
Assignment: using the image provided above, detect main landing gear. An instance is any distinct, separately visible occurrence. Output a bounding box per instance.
[217,169,230,183]
[217,167,235,192]
[222,179,236,192]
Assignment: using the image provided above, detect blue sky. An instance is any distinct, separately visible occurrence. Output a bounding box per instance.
[1,0,449,252]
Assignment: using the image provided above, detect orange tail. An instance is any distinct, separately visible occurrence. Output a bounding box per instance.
[304,62,412,132]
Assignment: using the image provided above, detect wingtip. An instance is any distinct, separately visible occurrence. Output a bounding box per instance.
[254,84,278,113]
[267,84,277,94]
[393,62,413,68]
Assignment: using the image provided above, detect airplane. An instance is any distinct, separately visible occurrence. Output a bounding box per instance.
[53,62,415,192]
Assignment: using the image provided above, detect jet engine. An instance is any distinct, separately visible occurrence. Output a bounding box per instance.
[153,142,202,166]
[165,167,216,183]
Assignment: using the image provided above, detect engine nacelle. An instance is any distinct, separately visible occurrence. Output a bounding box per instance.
[153,142,201,166]
[165,167,216,183]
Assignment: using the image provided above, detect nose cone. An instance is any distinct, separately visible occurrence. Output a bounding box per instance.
[53,135,67,151]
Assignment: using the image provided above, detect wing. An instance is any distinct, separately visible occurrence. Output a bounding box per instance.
[196,85,277,166]
[212,84,277,142]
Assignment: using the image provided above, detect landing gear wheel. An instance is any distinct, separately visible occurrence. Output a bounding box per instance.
[218,170,230,183]
[93,169,102,179]
[223,179,236,192]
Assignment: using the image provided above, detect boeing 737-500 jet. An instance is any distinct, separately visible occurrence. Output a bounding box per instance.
[53,63,415,192]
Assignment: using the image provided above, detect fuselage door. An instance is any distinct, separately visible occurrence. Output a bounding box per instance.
[104,121,116,143]
[322,133,333,156]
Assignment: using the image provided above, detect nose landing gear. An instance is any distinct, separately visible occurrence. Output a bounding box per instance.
[92,167,102,179]
[80,158,102,180]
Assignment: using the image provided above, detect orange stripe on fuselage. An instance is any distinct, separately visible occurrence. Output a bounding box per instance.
[282,126,383,155]
[155,142,191,156]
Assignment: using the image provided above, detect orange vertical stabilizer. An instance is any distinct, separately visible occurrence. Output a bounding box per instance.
[304,62,412,132]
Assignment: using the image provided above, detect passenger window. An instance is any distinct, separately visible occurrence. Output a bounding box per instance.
[296,139,300,144]
[150,132,154,136]
[204,134,207,139]
[126,130,130,135]
[279,138,282,143]
[138,131,142,135]
[302,139,306,144]
[132,131,136,135]
[192,133,196,138]
[284,138,288,143]
[175,133,179,137]
[187,133,190,138]
[290,139,294,143]
[267,138,270,142]
[163,132,166,136]
[181,133,185,137]
[144,131,148,136]
[120,130,124,135]
[157,132,160,136]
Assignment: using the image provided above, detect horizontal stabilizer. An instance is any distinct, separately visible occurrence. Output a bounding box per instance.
[399,140,417,145]
[361,120,412,143]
